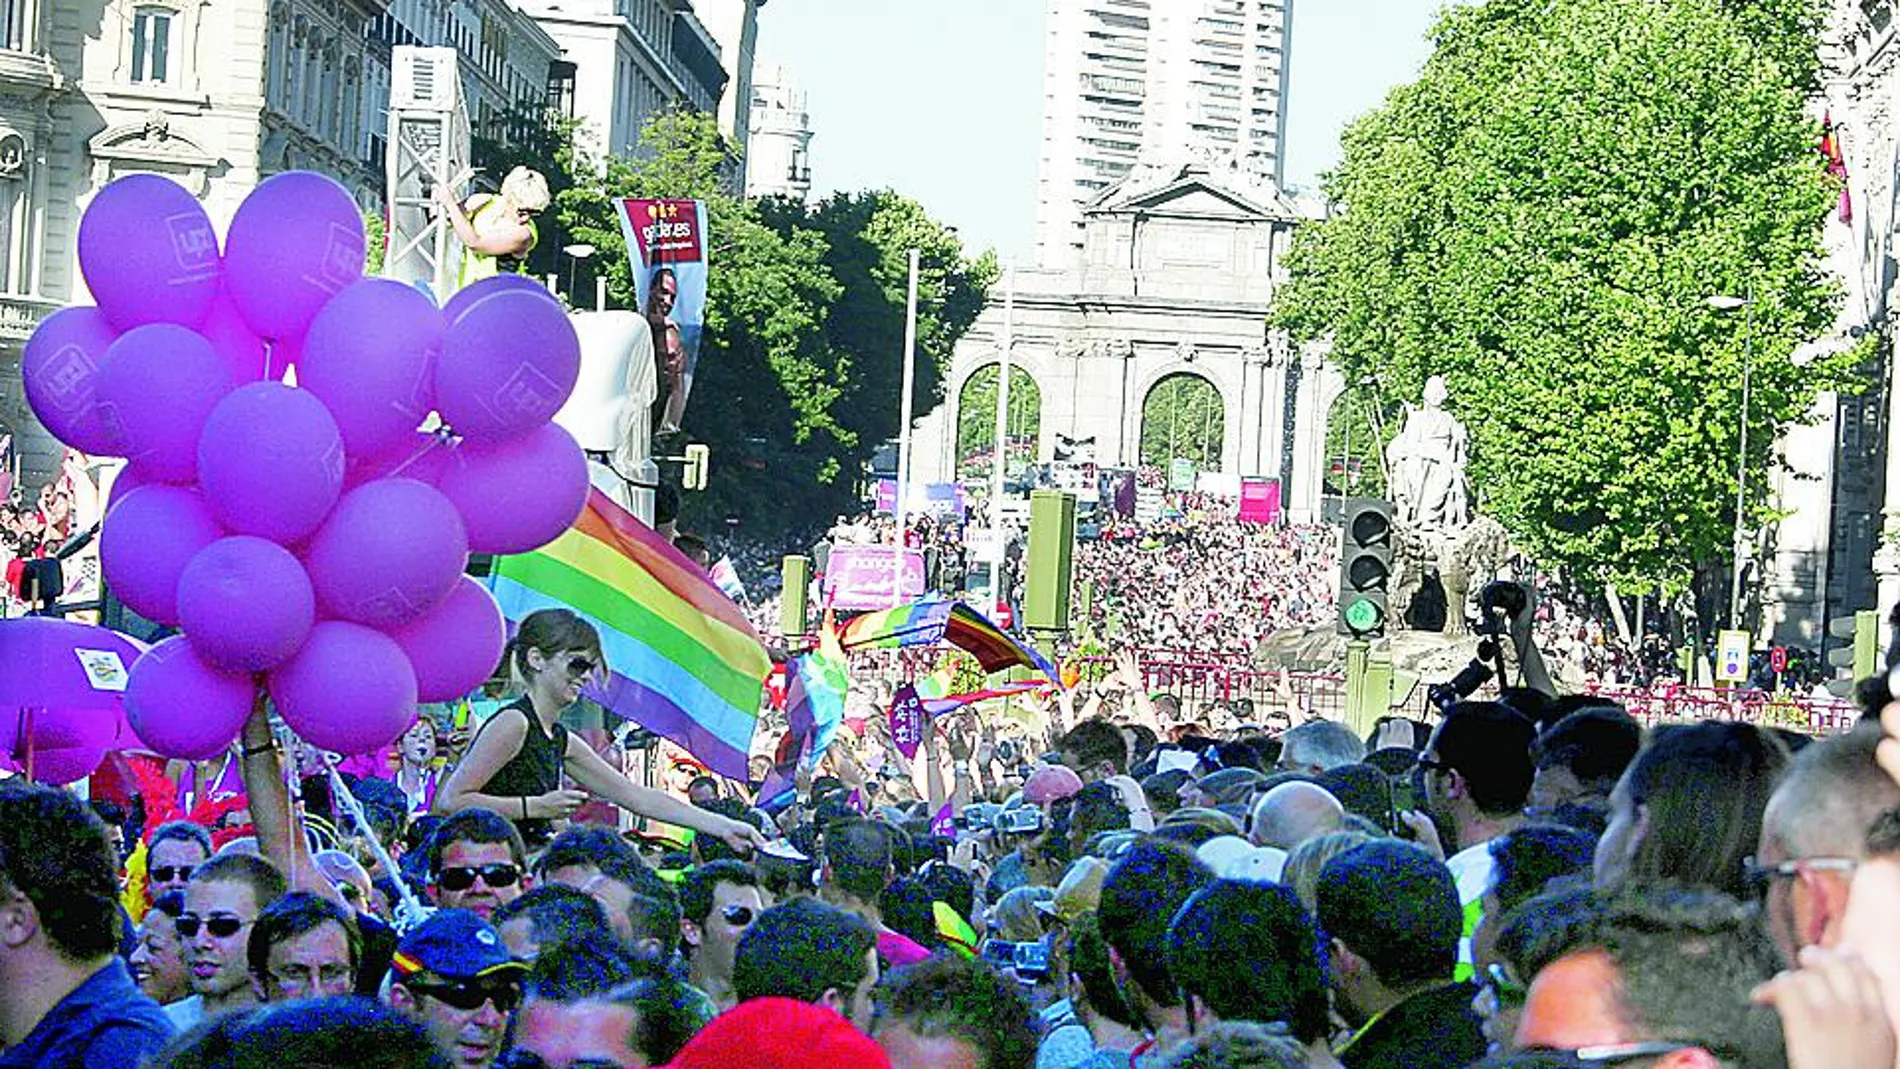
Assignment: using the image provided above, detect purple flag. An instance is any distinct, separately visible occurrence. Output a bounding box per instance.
[889,684,927,761]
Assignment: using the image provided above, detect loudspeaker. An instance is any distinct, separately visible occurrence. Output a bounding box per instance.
[1024,490,1076,633]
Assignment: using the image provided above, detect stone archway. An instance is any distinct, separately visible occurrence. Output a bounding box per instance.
[955,363,1041,482]
[1139,371,1224,473]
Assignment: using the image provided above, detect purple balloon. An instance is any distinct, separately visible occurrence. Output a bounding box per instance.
[176,536,316,673]
[437,421,589,553]
[198,383,345,545]
[344,430,454,490]
[101,484,225,626]
[222,171,366,341]
[270,621,417,756]
[435,290,580,443]
[125,636,255,760]
[300,279,442,459]
[302,479,468,627]
[0,742,110,786]
[387,576,506,702]
[442,273,559,327]
[199,289,297,383]
[22,307,125,455]
[104,463,152,512]
[94,324,237,483]
[78,174,221,332]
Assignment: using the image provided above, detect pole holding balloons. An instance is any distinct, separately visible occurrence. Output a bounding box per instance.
[23,171,588,765]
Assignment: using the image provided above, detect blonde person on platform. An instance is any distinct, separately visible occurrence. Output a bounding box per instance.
[434,166,550,289]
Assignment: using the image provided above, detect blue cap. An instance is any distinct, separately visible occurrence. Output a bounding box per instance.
[391,909,526,982]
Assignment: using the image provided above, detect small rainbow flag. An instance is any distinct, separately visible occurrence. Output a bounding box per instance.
[840,596,1058,683]
[489,489,769,781]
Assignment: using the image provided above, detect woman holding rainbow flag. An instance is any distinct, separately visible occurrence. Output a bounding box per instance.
[435,607,765,854]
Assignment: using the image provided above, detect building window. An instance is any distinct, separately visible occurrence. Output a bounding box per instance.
[131,6,173,84]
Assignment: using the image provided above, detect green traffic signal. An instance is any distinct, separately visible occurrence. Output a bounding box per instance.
[1344,598,1382,635]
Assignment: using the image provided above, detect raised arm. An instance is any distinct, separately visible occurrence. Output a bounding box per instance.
[563,736,764,854]
[238,698,346,909]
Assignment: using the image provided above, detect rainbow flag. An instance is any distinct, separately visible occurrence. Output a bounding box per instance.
[489,489,769,781]
[789,620,848,767]
[840,596,1058,682]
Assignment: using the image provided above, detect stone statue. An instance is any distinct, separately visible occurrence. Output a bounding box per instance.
[1440,514,1511,636]
[1385,375,1471,535]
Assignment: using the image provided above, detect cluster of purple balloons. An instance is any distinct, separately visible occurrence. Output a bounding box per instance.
[22,172,590,761]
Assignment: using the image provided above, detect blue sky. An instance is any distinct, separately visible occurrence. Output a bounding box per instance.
[759,1,1441,261]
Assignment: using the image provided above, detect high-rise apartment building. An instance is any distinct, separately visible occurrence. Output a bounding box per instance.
[1034,0,1293,267]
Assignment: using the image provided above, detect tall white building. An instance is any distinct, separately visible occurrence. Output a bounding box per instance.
[514,0,729,161]
[1034,0,1294,268]
[744,60,811,201]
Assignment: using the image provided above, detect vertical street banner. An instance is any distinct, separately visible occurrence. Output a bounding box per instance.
[616,198,709,431]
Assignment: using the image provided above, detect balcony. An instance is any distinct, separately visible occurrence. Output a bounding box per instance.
[0,294,61,347]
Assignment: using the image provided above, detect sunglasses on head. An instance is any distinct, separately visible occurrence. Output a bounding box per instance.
[438,863,522,892]
[149,866,194,884]
[405,978,521,1013]
[720,905,756,927]
[176,914,248,939]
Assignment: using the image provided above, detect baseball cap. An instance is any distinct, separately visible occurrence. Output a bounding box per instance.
[1222,845,1289,884]
[664,997,890,1069]
[1023,764,1084,805]
[390,909,526,982]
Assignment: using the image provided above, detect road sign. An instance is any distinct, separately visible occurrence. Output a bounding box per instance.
[1716,629,1752,683]
[1768,646,1788,675]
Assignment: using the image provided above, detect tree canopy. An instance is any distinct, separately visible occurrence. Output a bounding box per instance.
[1271,0,1861,600]
[549,111,995,541]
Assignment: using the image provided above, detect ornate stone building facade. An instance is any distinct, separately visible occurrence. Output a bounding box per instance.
[0,0,561,485]
[910,160,1337,522]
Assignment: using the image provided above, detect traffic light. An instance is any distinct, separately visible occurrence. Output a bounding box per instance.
[1337,497,1394,639]
[1824,609,1880,696]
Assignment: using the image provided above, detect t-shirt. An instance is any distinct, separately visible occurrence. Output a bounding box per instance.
[163,995,204,1032]
[1444,841,1497,971]
[0,960,174,1069]
[478,697,570,846]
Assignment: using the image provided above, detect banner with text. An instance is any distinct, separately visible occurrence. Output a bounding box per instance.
[822,546,928,610]
[1238,478,1281,524]
[616,198,708,431]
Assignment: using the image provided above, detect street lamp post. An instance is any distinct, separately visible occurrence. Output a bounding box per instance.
[1708,289,1753,632]
[562,243,596,306]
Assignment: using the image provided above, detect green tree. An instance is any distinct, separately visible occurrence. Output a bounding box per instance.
[556,110,852,531]
[1271,0,1862,605]
[551,111,994,540]
[1139,373,1225,471]
[955,364,1041,480]
[759,190,999,480]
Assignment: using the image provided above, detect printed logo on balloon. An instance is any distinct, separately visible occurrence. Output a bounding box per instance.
[21,171,590,771]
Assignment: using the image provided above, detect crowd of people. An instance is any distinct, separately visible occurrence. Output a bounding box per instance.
[1078,500,1337,657]
[11,581,1900,1069]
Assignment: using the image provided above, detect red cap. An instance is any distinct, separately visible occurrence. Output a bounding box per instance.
[664,998,890,1069]
[1023,764,1084,805]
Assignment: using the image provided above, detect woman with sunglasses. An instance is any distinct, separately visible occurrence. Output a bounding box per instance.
[436,608,765,855]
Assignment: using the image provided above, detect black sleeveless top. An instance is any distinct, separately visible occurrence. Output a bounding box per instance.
[478,696,568,845]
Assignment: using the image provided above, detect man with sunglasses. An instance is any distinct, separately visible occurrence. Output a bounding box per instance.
[171,852,288,1031]
[387,909,528,1069]
[143,821,214,906]
[1415,702,1536,970]
[429,808,530,922]
[680,860,765,1010]
[1514,888,1785,1069]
